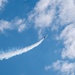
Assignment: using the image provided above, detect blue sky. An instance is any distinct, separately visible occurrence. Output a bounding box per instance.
[0,0,75,75]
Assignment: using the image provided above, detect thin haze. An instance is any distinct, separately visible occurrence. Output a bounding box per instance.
[0,38,44,60]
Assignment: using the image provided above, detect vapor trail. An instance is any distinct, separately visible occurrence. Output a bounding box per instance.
[0,38,44,60]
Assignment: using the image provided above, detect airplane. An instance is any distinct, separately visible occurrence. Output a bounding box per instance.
[44,34,48,39]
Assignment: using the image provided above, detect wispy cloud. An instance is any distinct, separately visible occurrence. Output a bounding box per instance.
[40,0,75,74]
[29,0,75,38]
[58,0,75,25]
[0,18,26,33]
[28,0,55,38]
[59,24,75,59]
[0,20,12,32]
[0,0,8,10]
[0,38,44,60]
[45,60,75,75]
[45,26,75,74]
[52,60,75,75]
[12,18,26,32]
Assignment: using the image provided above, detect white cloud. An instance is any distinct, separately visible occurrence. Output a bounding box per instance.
[58,0,75,25]
[0,20,12,32]
[0,37,44,60]
[29,0,56,38]
[47,24,75,74]
[0,0,8,10]
[29,0,75,33]
[45,65,51,71]
[34,0,51,13]
[45,60,75,75]
[52,60,75,75]
[13,18,26,32]
[0,18,26,33]
[37,0,75,74]
[59,24,75,59]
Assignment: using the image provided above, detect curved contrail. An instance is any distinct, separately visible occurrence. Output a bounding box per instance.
[0,38,44,60]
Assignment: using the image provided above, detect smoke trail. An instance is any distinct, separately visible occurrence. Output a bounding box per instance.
[0,38,44,60]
